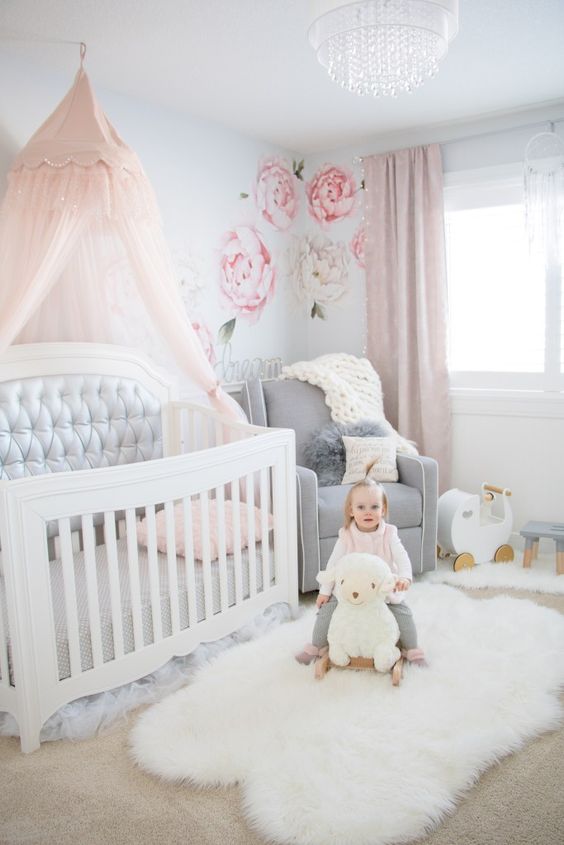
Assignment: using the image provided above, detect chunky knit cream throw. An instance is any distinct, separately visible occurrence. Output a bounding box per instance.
[280,353,417,454]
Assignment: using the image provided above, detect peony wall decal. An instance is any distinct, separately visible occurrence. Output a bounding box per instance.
[289,233,350,319]
[174,249,217,365]
[191,319,217,366]
[306,163,357,227]
[170,152,367,379]
[350,223,366,269]
[176,249,207,311]
[218,225,276,346]
[254,156,301,231]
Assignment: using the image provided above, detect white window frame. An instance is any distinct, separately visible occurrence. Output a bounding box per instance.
[444,163,563,397]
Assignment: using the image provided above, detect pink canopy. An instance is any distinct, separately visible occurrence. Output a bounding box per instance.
[0,66,239,418]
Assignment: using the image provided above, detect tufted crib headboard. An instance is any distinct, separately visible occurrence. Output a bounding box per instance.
[0,343,176,480]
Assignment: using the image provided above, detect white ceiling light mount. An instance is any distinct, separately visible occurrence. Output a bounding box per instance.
[308,0,459,97]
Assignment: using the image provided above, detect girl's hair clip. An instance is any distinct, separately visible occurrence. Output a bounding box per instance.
[364,457,380,480]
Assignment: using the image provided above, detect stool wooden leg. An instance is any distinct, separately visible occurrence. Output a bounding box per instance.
[523,538,536,568]
[556,541,564,576]
[532,540,540,560]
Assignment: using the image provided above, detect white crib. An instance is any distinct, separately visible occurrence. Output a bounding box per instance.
[0,343,298,752]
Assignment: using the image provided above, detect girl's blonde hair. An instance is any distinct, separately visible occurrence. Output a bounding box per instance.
[343,459,388,528]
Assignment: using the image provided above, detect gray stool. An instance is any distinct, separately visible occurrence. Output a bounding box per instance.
[520,521,564,575]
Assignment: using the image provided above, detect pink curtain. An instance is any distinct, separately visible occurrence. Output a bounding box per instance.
[364,144,451,489]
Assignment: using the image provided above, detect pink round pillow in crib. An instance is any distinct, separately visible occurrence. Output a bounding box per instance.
[136,500,273,562]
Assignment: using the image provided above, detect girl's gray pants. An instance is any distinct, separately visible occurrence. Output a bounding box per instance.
[311,596,418,650]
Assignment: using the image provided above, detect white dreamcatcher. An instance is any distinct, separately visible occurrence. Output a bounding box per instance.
[524,124,564,264]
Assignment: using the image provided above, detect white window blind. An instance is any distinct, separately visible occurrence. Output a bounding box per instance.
[444,167,563,392]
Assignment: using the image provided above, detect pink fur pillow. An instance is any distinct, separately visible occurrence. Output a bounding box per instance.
[136,500,273,561]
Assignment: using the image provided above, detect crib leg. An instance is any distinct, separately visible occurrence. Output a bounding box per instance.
[19,719,42,754]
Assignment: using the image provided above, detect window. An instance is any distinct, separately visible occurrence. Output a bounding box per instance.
[444,166,563,392]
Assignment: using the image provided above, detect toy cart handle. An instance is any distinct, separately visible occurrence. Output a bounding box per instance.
[483,483,512,496]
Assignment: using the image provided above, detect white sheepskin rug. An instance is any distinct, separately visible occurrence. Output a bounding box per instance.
[130,584,564,845]
[425,554,564,595]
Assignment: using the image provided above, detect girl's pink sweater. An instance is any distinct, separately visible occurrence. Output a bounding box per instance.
[317,520,412,604]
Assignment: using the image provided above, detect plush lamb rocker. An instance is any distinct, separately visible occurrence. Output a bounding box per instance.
[317,552,401,673]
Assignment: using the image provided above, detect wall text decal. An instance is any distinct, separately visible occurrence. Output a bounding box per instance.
[214,342,282,384]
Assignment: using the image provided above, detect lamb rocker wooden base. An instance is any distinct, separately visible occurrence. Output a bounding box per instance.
[314,653,404,686]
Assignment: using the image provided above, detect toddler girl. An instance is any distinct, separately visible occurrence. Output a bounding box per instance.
[296,462,426,666]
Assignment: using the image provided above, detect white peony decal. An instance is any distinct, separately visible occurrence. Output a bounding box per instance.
[289,233,350,319]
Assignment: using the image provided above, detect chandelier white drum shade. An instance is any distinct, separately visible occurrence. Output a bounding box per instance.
[308,0,459,97]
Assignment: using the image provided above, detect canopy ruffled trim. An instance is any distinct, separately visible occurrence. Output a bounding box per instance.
[2,162,160,221]
[11,144,143,173]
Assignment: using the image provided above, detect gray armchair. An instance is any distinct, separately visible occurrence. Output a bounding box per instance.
[240,378,438,593]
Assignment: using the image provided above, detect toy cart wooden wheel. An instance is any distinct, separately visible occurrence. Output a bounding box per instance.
[494,544,514,563]
[453,552,475,572]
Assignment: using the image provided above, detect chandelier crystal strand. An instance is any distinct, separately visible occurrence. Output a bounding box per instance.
[309,0,458,97]
[524,129,564,265]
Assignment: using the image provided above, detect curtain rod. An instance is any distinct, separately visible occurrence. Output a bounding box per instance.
[353,115,564,163]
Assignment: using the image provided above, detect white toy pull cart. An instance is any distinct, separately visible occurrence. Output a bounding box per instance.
[437,482,514,571]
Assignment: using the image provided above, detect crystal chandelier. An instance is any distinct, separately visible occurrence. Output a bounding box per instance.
[308,0,459,97]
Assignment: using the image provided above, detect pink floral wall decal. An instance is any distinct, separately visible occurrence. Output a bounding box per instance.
[289,233,349,319]
[255,157,300,231]
[219,225,276,324]
[176,249,206,311]
[306,163,357,227]
[350,223,366,269]
[191,318,217,366]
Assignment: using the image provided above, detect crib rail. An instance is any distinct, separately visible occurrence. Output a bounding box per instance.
[167,400,267,454]
[0,417,296,752]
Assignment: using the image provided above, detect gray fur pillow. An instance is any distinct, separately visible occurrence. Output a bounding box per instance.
[303,420,390,486]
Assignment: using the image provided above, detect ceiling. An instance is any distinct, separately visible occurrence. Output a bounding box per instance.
[1,0,563,153]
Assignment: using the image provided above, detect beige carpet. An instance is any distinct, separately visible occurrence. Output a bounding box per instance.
[2,587,564,845]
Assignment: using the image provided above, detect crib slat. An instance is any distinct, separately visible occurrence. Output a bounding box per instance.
[81,514,103,668]
[214,420,224,447]
[201,418,210,451]
[145,505,163,642]
[199,493,213,620]
[271,462,286,586]
[125,508,144,651]
[103,513,124,660]
[260,467,271,592]
[187,409,196,453]
[0,584,9,686]
[246,473,257,598]
[59,517,82,677]
[231,478,244,605]
[215,485,229,613]
[182,497,198,627]
[164,501,181,636]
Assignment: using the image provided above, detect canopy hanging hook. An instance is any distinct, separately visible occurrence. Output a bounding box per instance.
[80,42,87,67]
